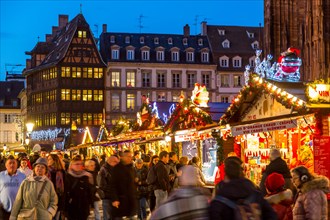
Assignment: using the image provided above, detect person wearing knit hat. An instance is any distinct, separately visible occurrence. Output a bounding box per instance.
[264,172,293,220]
[33,157,48,171]
[291,165,329,220]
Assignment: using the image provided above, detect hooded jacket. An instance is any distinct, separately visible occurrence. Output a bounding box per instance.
[293,176,329,220]
[9,175,58,220]
[209,178,277,220]
[265,189,293,220]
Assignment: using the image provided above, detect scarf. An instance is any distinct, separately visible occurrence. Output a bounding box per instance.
[48,166,64,193]
[68,169,93,185]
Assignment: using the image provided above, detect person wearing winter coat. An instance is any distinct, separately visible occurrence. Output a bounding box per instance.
[154,151,170,209]
[9,157,58,220]
[134,159,149,220]
[151,165,210,220]
[191,156,206,186]
[291,165,329,220]
[264,172,293,220]
[64,155,93,220]
[260,148,294,196]
[109,150,138,219]
[209,156,277,220]
[17,157,32,177]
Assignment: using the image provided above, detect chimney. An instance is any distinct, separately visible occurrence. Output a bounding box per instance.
[52,26,59,36]
[45,34,52,42]
[102,24,107,33]
[58,15,68,28]
[26,59,31,70]
[201,21,207,36]
[184,24,190,37]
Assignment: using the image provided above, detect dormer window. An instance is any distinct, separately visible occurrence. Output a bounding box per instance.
[183,38,188,45]
[127,49,135,60]
[219,56,229,67]
[218,29,225,35]
[186,51,194,62]
[78,30,87,38]
[251,41,259,49]
[110,35,115,43]
[168,38,173,45]
[233,56,242,68]
[222,39,230,48]
[201,52,209,63]
[247,31,254,38]
[198,39,203,46]
[154,37,159,44]
[140,37,144,44]
[141,50,150,61]
[125,36,130,44]
[156,51,165,61]
[249,56,255,67]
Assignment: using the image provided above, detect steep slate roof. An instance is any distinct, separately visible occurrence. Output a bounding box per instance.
[207,25,263,71]
[25,14,105,74]
[99,32,212,64]
[0,81,24,108]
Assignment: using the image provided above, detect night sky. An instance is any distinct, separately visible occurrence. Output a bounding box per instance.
[0,0,264,80]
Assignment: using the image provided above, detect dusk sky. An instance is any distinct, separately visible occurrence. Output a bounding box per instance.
[0,0,264,81]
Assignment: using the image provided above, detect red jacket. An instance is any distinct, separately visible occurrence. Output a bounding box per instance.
[214,163,225,185]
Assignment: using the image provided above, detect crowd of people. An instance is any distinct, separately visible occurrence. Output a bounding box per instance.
[0,147,329,220]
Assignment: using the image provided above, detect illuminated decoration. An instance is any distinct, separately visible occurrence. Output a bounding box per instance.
[82,126,94,143]
[244,65,251,86]
[254,48,301,81]
[162,103,176,124]
[152,102,159,119]
[111,118,131,137]
[306,82,330,103]
[164,98,213,133]
[191,83,209,107]
[30,127,84,141]
[219,73,308,126]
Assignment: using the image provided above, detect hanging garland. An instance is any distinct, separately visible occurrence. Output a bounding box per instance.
[216,136,225,166]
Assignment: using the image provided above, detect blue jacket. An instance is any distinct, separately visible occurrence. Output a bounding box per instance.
[0,170,26,212]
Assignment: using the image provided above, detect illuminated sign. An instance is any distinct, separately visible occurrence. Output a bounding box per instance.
[307,84,330,103]
[231,119,297,136]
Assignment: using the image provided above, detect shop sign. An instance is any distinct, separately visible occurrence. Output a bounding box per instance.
[231,119,297,136]
[313,136,330,199]
[307,84,330,103]
[175,134,193,142]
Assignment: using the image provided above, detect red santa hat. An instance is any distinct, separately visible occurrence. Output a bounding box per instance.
[265,172,285,193]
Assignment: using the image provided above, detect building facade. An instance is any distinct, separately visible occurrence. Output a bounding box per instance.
[264,0,330,82]
[99,24,218,125]
[23,14,106,136]
[202,22,263,102]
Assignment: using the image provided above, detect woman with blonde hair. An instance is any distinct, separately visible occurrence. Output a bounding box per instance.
[47,154,65,220]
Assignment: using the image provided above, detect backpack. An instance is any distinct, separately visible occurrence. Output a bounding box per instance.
[213,195,261,220]
[146,166,157,185]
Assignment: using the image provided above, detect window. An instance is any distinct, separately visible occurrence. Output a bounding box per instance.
[72,89,81,101]
[168,38,173,44]
[186,52,194,62]
[82,113,93,126]
[222,40,230,48]
[112,94,120,111]
[157,92,166,102]
[71,113,81,126]
[87,68,93,78]
[112,49,119,59]
[141,50,150,61]
[94,68,103,78]
[220,56,229,67]
[233,57,242,67]
[4,114,11,123]
[94,113,103,125]
[154,37,159,44]
[12,100,18,107]
[61,89,71,101]
[202,74,210,88]
[78,30,87,38]
[172,73,180,88]
[252,42,259,49]
[142,72,151,87]
[127,94,135,111]
[157,73,166,88]
[127,71,135,87]
[127,50,135,60]
[0,100,3,106]
[61,112,71,125]
[171,51,179,62]
[172,92,180,102]
[221,75,230,87]
[61,67,71,77]
[140,37,144,44]
[111,71,120,87]
[72,67,82,78]
[125,36,130,43]
[187,73,195,88]
[183,38,188,45]
[93,90,103,101]
[234,75,242,87]
[201,52,209,63]
[221,96,229,103]
[156,51,164,61]
[218,29,225,35]
[82,90,93,101]
[249,56,255,67]
[198,39,203,46]
[247,31,254,38]
[110,35,115,43]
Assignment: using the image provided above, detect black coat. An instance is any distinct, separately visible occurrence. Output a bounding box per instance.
[134,166,149,198]
[154,160,170,192]
[98,163,114,199]
[64,172,93,220]
[109,162,137,218]
[209,178,277,220]
[259,157,293,196]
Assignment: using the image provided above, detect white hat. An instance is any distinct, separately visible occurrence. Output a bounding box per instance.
[32,144,41,152]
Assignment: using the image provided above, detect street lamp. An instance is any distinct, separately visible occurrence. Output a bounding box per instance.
[26,123,34,134]
[26,123,34,154]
